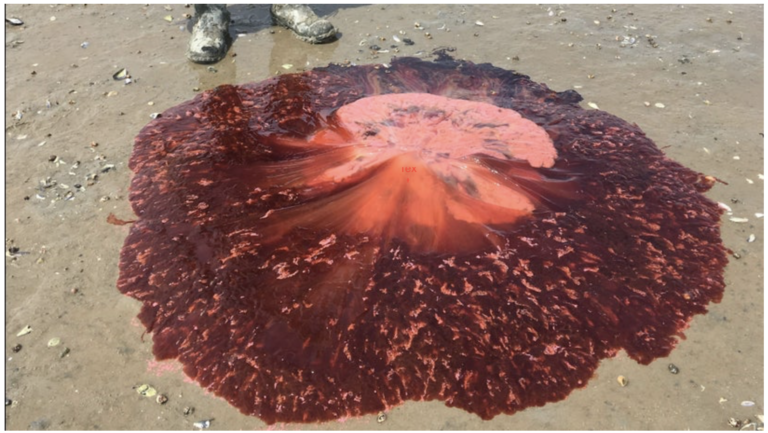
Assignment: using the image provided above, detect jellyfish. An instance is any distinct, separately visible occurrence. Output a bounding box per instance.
[117,56,728,424]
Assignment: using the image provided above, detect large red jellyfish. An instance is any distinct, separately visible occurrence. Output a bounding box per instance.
[117,56,728,424]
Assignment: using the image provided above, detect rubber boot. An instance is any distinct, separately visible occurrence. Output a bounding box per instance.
[270,4,338,44]
[187,4,232,64]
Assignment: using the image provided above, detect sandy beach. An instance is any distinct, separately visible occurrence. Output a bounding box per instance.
[4,4,763,430]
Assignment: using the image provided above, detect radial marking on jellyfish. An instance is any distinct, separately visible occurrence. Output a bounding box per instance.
[117,56,728,425]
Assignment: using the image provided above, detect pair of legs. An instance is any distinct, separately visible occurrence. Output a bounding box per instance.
[187,4,338,64]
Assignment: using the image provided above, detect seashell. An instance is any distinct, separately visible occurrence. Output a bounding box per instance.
[376,411,387,423]
[742,401,756,407]
[113,68,128,81]
[6,18,23,26]
[587,102,599,110]
[16,325,32,337]
[47,337,61,347]
[617,375,628,387]
[729,217,749,223]
[136,384,157,397]
[193,419,212,429]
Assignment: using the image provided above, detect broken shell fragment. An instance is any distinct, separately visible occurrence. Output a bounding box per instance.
[730,217,749,223]
[113,68,128,81]
[6,17,23,26]
[748,234,756,243]
[718,202,733,213]
[156,394,168,404]
[59,347,70,358]
[149,113,161,119]
[193,419,212,430]
[742,401,756,407]
[135,384,158,398]
[617,375,629,387]
[16,326,32,337]
[183,406,195,416]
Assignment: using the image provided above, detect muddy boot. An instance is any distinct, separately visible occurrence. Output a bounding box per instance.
[187,4,232,64]
[270,4,338,44]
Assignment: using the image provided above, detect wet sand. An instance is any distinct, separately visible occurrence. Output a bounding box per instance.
[4,4,763,430]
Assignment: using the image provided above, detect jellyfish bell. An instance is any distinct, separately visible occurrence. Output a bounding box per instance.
[117,55,727,425]
[254,92,575,253]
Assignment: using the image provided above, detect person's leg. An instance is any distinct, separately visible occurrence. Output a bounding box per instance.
[187,4,232,64]
[270,5,338,44]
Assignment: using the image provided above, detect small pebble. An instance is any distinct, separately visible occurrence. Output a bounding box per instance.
[668,363,680,374]
[156,394,168,404]
[654,102,665,108]
[59,347,70,358]
[183,406,195,416]
[5,398,11,407]
[12,344,22,353]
